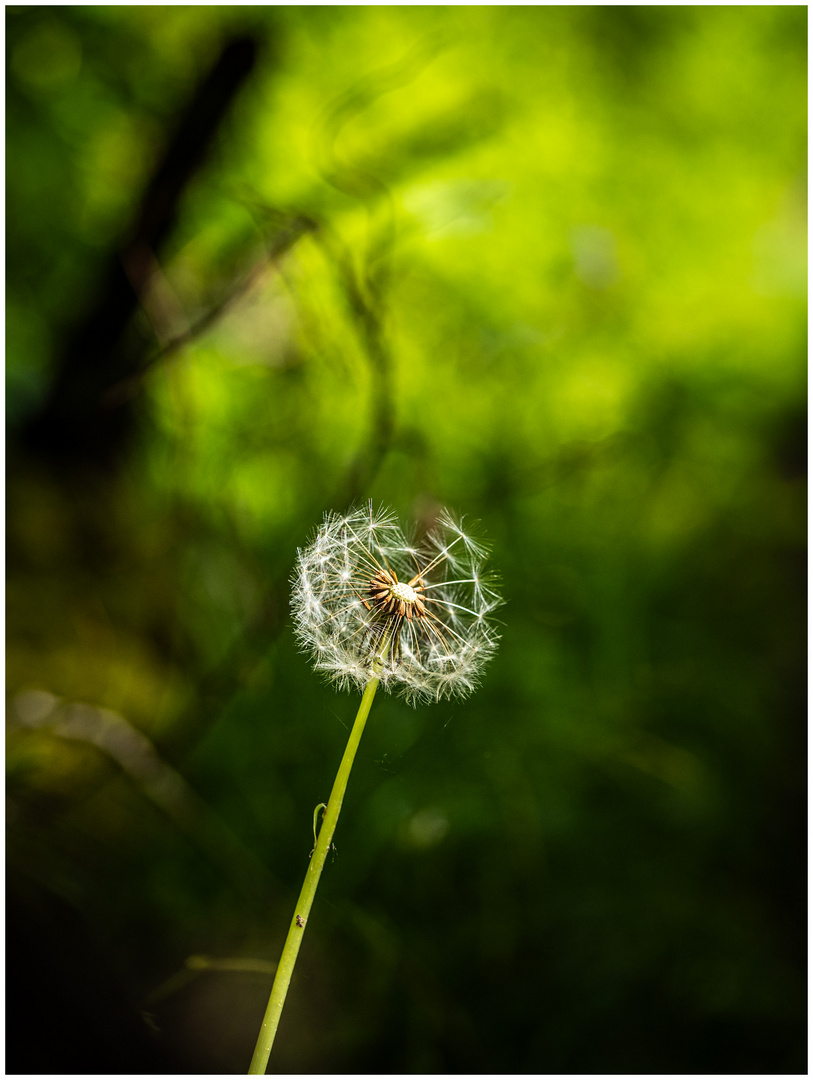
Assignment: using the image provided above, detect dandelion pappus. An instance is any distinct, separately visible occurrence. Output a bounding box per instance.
[291,503,503,704]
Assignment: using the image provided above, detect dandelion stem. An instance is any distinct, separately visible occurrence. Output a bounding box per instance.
[247,673,381,1074]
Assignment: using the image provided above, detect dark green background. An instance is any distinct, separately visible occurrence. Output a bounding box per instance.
[6,6,806,1074]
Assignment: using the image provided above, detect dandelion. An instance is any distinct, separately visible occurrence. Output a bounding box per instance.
[249,504,502,1074]
[291,503,502,704]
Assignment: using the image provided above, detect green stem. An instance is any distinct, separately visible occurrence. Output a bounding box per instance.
[248,674,381,1074]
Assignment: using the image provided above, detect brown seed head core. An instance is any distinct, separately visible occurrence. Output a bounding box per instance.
[368,568,427,621]
[390,580,418,605]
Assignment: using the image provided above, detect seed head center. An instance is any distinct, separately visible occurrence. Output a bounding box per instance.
[390,580,418,605]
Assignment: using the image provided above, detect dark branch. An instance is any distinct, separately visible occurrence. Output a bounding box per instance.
[23,33,262,468]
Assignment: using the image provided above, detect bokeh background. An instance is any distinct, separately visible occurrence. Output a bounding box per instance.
[6,6,806,1074]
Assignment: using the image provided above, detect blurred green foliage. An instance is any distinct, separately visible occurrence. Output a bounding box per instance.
[6,6,806,1074]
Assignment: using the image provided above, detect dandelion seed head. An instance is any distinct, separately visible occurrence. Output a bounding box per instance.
[290,503,503,705]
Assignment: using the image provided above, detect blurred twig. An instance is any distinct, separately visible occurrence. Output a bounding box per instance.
[311,45,451,505]
[104,213,317,407]
[9,690,276,907]
[142,954,278,1009]
[312,226,396,507]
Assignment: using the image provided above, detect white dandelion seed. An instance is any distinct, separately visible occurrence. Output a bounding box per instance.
[291,503,503,704]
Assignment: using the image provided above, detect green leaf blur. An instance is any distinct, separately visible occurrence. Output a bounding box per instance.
[6,6,805,1074]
